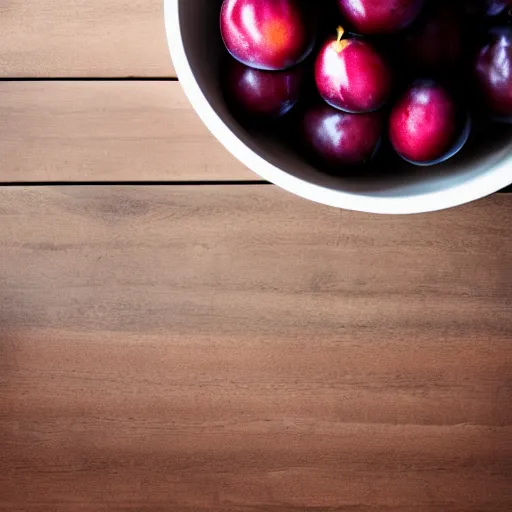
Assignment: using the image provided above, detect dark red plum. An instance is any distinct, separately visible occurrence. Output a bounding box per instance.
[220,0,315,70]
[474,26,512,122]
[389,81,463,164]
[301,103,382,167]
[224,59,304,118]
[404,4,463,72]
[315,27,392,113]
[337,0,425,34]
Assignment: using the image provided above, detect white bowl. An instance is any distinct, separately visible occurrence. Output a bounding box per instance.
[164,0,512,214]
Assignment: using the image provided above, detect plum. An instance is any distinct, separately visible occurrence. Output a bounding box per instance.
[337,0,425,35]
[301,102,382,167]
[474,26,512,122]
[403,4,463,72]
[220,0,315,70]
[224,59,304,118]
[315,27,392,113]
[389,81,467,164]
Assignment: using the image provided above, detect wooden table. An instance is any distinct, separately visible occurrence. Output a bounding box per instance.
[1,3,511,511]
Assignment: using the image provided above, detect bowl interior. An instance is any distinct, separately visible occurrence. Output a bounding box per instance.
[176,0,512,201]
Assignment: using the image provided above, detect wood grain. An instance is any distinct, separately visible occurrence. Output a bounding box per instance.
[1,186,511,511]
[0,0,174,77]
[0,81,254,182]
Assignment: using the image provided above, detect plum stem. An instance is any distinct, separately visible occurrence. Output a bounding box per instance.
[337,26,344,43]
[333,26,349,52]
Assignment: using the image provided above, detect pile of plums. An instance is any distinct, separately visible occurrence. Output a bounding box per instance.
[219,0,512,171]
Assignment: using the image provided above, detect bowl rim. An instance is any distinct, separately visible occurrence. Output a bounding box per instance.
[164,0,512,214]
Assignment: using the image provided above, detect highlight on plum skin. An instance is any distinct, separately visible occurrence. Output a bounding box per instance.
[220,0,315,71]
[474,26,512,123]
[462,0,512,20]
[486,0,512,17]
[224,59,305,118]
[389,81,464,165]
[337,0,425,35]
[301,102,383,167]
[314,26,392,114]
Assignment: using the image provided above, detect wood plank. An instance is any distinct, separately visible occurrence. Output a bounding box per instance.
[0,81,254,182]
[0,0,174,77]
[1,186,511,512]
[0,81,508,186]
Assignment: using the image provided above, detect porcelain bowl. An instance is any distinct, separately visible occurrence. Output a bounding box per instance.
[165,0,512,213]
